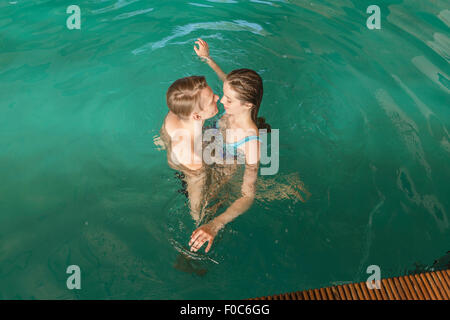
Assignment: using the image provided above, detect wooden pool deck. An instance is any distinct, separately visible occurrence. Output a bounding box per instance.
[250,269,450,300]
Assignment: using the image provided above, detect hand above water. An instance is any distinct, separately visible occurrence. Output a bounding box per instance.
[193,38,227,82]
[189,220,223,253]
[194,38,210,60]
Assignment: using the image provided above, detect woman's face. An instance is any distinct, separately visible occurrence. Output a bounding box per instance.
[220,81,248,115]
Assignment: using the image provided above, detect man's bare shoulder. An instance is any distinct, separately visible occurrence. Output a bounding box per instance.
[163,112,183,137]
[163,114,191,149]
[162,113,200,170]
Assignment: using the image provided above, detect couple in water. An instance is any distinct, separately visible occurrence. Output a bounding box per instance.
[160,38,271,254]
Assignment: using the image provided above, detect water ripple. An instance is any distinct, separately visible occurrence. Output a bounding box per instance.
[92,0,140,14]
[132,20,268,55]
[113,7,153,20]
[375,89,432,180]
[397,167,448,232]
[392,74,450,151]
[412,56,450,94]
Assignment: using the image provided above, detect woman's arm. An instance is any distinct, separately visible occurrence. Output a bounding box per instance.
[212,162,258,226]
[194,38,227,82]
[189,140,260,253]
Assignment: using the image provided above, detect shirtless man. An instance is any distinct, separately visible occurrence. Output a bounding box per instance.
[160,76,219,222]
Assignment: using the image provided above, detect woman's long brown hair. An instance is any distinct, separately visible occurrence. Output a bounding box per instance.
[226,69,271,132]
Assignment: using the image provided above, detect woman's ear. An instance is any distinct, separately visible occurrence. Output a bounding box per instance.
[244,102,253,110]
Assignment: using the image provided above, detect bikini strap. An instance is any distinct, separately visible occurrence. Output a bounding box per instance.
[226,135,261,149]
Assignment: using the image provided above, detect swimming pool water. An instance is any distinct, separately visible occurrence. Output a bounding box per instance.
[0,0,449,299]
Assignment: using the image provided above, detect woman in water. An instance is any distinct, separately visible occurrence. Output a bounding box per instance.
[189,38,271,253]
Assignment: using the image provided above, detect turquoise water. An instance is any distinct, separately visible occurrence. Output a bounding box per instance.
[0,0,449,299]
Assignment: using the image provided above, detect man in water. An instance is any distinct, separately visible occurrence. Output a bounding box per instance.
[159,76,219,222]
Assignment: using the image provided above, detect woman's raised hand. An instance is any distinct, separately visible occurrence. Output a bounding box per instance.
[194,38,227,81]
[194,38,210,60]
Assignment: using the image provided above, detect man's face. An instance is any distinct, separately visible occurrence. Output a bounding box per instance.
[196,85,219,120]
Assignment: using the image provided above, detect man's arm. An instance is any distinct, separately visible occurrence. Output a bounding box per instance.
[185,169,206,222]
[194,38,227,82]
[170,134,206,221]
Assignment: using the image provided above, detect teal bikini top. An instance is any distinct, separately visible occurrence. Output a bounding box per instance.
[223,135,261,158]
[214,111,261,159]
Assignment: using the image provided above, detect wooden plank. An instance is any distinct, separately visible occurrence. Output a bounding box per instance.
[319,287,328,300]
[359,281,372,300]
[313,289,322,300]
[302,290,310,300]
[408,275,424,300]
[392,277,407,300]
[343,284,353,300]
[353,283,366,300]
[430,271,449,300]
[420,273,437,300]
[398,276,413,300]
[424,273,443,299]
[387,278,400,300]
[372,285,383,300]
[414,274,431,300]
[347,283,359,300]
[444,270,450,287]
[325,286,335,300]
[403,275,419,300]
[381,278,394,300]
[435,271,450,297]
[378,280,389,300]
[249,269,450,301]
[337,285,346,300]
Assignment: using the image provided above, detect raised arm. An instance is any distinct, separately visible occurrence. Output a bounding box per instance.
[194,38,227,82]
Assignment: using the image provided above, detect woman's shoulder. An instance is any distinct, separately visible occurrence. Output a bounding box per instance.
[242,122,259,138]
